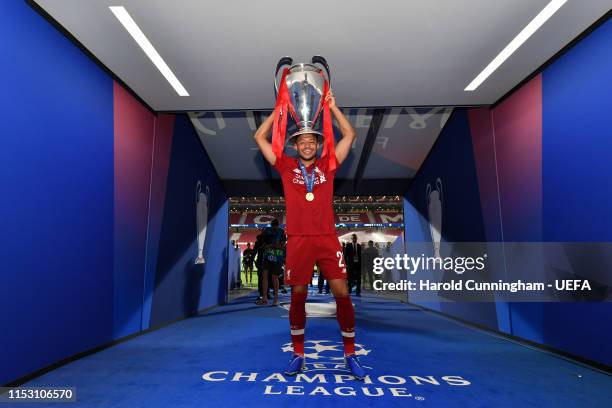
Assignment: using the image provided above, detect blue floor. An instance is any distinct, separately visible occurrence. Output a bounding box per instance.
[18,292,612,407]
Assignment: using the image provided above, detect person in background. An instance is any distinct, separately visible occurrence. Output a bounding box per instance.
[255,219,286,306]
[242,242,255,285]
[383,241,393,285]
[279,242,288,295]
[253,233,265,302]
[362,240,379,290]
[234,241,242,288]
[344,234,362,297]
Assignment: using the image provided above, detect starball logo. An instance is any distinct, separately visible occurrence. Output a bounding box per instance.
[201,340,471,399]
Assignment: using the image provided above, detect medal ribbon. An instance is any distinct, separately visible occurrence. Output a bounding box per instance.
[298,160,316,194]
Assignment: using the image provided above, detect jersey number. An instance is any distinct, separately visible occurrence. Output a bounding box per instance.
[336,251,345,268]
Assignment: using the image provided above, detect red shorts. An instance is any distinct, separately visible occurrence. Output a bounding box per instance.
[285,234,348,286]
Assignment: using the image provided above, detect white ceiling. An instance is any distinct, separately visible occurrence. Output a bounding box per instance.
[34,0,611,111]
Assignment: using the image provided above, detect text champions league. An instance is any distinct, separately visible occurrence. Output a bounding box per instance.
[202,371,471,398]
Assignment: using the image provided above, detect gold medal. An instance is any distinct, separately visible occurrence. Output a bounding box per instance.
[305,192,314,201]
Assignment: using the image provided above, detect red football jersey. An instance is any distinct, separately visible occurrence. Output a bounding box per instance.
[274,154,338,236]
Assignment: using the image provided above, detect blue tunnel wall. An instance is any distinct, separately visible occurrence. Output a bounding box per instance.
[1,1,228,385]
[404,18,612,366]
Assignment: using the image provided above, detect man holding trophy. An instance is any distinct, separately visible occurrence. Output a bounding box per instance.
[254,57,365,379]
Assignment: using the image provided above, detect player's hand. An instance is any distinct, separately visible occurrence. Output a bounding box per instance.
[326,89,337,109]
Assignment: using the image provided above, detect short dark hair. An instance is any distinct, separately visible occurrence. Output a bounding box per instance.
[271,219,279,227]
[291,133,321,145]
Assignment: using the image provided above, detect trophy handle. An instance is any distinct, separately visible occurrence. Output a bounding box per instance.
[311,55,331,87]
[274,56,293,97]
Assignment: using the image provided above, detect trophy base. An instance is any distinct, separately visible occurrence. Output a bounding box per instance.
[195,256,205,265]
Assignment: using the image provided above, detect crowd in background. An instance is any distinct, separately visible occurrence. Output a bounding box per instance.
[229,227,395,299]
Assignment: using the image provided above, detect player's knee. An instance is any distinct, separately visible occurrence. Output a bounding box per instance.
[291,285,308,294]
[333,286,349,298]
[291,288,308,307]
[328,280,348,297]
[334,288,349,298]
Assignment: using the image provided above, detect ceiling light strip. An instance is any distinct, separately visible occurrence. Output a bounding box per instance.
[109,6,189,96]
[464,0,568,91]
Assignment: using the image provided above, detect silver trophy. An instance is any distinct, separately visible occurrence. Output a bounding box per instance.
[274,56,331,142]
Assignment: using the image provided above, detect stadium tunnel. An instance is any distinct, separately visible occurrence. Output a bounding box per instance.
[2,1,612,407]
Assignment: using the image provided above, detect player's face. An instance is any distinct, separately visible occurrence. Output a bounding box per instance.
[294,134,319,161]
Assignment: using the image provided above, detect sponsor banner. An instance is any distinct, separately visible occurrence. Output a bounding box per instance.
[229,211,403,226]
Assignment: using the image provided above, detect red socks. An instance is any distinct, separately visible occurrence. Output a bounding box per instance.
[335,295,356,355]
[290,291,356,356]
[289,291,307,355]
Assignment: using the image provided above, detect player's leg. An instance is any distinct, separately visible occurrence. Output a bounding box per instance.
[271,262,280,305]
[327,279,355,354]
[328,279,366,379]
[284,236,315,375]
[318,243,355,355]
[256,263,270,305]
[289,284,308,354]
[268,269,274,299]
[318,236,366,380]
[279,269,287,294]
[285,283,308,375]
[255,258,265,302]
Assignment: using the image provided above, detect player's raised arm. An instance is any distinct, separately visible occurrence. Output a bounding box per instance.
[253,112,277,166]
[328,91,356,165]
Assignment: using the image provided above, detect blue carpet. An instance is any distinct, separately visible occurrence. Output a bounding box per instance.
[17,292,612,407]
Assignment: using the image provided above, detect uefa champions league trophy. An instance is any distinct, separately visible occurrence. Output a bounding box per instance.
[427,178,443,259]
[271,56,337,171]
[195,181,209,264]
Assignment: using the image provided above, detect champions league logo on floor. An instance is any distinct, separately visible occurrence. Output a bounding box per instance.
[201,339,471,399]
[281,340,372,373]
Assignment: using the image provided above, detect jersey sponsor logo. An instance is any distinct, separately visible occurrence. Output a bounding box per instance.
[291,166,327,185]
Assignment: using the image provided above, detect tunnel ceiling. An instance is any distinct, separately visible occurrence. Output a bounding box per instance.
[191,107,452,195]
[33,0,610,110]
[31,1,610,196]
